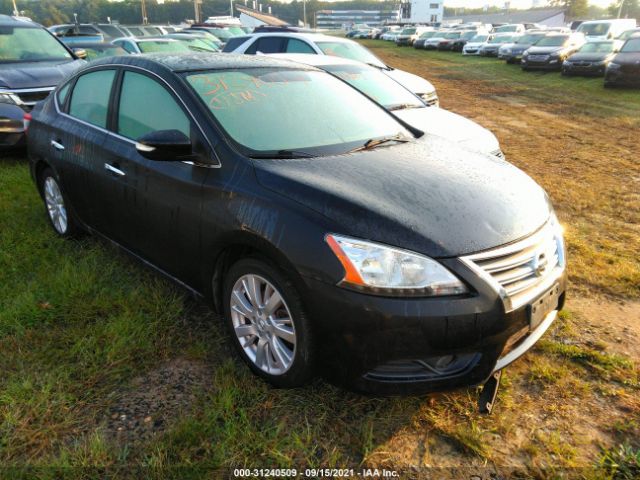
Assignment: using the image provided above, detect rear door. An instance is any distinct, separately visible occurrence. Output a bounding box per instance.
[99,68,211,285]
[53,68,117,228]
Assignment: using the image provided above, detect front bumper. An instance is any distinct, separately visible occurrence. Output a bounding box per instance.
[463,47,481,55]
[522,57,563,70]
[605,68,640,86]
[305,257,567,395]
[480,48,500,57]
[562,62,607,76]
[0,103,27,150]
[396,38,412,46]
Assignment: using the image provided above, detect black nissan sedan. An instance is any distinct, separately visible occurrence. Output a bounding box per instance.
[26,54,566,395]
[605,36,640,87]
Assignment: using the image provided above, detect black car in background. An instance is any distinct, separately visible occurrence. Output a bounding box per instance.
[500,32,547,64]
[521,33,586,71]
[26,54,566,395]
[562,40,622,76]
[450,31,479,52]
[605,36,640,87]
[0,15,84,150]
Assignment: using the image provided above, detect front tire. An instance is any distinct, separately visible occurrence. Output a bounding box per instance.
[38,167,80,238]
[223,258,315,388]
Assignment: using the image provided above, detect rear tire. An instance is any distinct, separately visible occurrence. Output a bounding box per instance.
[223,257,315,388]
[38,167,80,238]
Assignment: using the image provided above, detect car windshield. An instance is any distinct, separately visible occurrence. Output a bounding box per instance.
[137,40,191,53]
[83,45,127,60]
[618,29,640,40]
[517,34,545,44]
[0,26,72,63]
[185,68,409,155]
[444,32,461,39]
[324,64,424,111]
[316,41,385,68]
[401,28,416,35]
[535,35,568,47]
[97,24,124,38]
[621,38,640,52]
[496,25,518,32]
[176,37,218,52]
[127,27,144,36]
[462,31,477,39]
[577,23,610,36]
[200,28,233,41]
[470,34,488,42]
[578,42,615,53]
[489,35,512,43]
[420,31,437,39]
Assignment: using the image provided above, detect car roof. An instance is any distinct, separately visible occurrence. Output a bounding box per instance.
[86,52,319,73]
[243,31,352,44]
[70,42,122,48]
[0,14,39,27]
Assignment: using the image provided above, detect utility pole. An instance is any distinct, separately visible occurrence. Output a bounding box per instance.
[617,0,625,18]
[141,0,148,25]
[303,0,307,27]
[194,0,201,23]
[11,0,18,16]
[230,0,234,16]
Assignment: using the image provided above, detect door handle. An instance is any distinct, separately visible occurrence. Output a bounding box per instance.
[50,140,65,151]
[104,163,125,177]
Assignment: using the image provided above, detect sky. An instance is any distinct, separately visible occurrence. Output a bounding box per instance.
[442,0,612,8]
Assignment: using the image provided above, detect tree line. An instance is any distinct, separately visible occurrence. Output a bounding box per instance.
[2,0,636,28]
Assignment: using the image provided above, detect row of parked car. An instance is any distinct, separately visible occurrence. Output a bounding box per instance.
[379,19,640,88]
[11,17,568,398]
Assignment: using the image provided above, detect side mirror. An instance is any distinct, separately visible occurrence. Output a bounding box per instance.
[135,130,192,161]
[73,48,87,59]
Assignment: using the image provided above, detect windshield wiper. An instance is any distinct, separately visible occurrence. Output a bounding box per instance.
[248,149,317,159]
[347,134,411,154]
[387,103,422,111]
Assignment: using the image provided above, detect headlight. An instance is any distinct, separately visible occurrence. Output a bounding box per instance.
[325,234,468,296]
[549,212,566,269]
[0,92,20,105]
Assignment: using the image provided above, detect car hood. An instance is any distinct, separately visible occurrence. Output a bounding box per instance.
[0,60,85,89]
[611,52,640,65]
[567,52,613,62]
[384,68,435,95]
[426,37,446,43]
[527,46,565,55]
[252,135,550,258]
[465,42,485,48]
[394,107,499,154]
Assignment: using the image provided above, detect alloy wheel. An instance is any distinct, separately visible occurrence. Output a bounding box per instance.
[230,274,297,375]
[44,176,67,235]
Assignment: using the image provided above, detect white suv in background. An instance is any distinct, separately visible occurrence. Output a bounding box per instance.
[223,28,439,106]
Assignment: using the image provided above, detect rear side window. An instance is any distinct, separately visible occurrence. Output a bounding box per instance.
[222,36,250,52]
[68,69,115,128]
[117,71,190,140]
[245,37,285,54]
[285,39,315,53]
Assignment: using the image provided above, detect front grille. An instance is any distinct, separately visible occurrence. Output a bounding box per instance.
[528,55,550,62]
[462,220,564,311]
[5,88,54,107]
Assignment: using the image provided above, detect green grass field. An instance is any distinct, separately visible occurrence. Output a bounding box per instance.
[1,46,639,478]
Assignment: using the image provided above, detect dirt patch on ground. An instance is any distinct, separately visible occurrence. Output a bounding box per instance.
[104,358,213,442]
[569,297,640,359]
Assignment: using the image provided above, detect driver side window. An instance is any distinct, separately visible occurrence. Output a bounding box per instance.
[116,71,191,141]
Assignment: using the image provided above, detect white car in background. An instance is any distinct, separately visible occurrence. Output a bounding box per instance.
[423,31,451,49]
[272,54,504,158]
[223,30,439,106]
[381,28,401,41]
[462,33,493,55]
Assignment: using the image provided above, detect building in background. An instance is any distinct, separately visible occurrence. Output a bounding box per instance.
[315,9,400,29]
[400,0,444,24]
[444,8,566,27]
